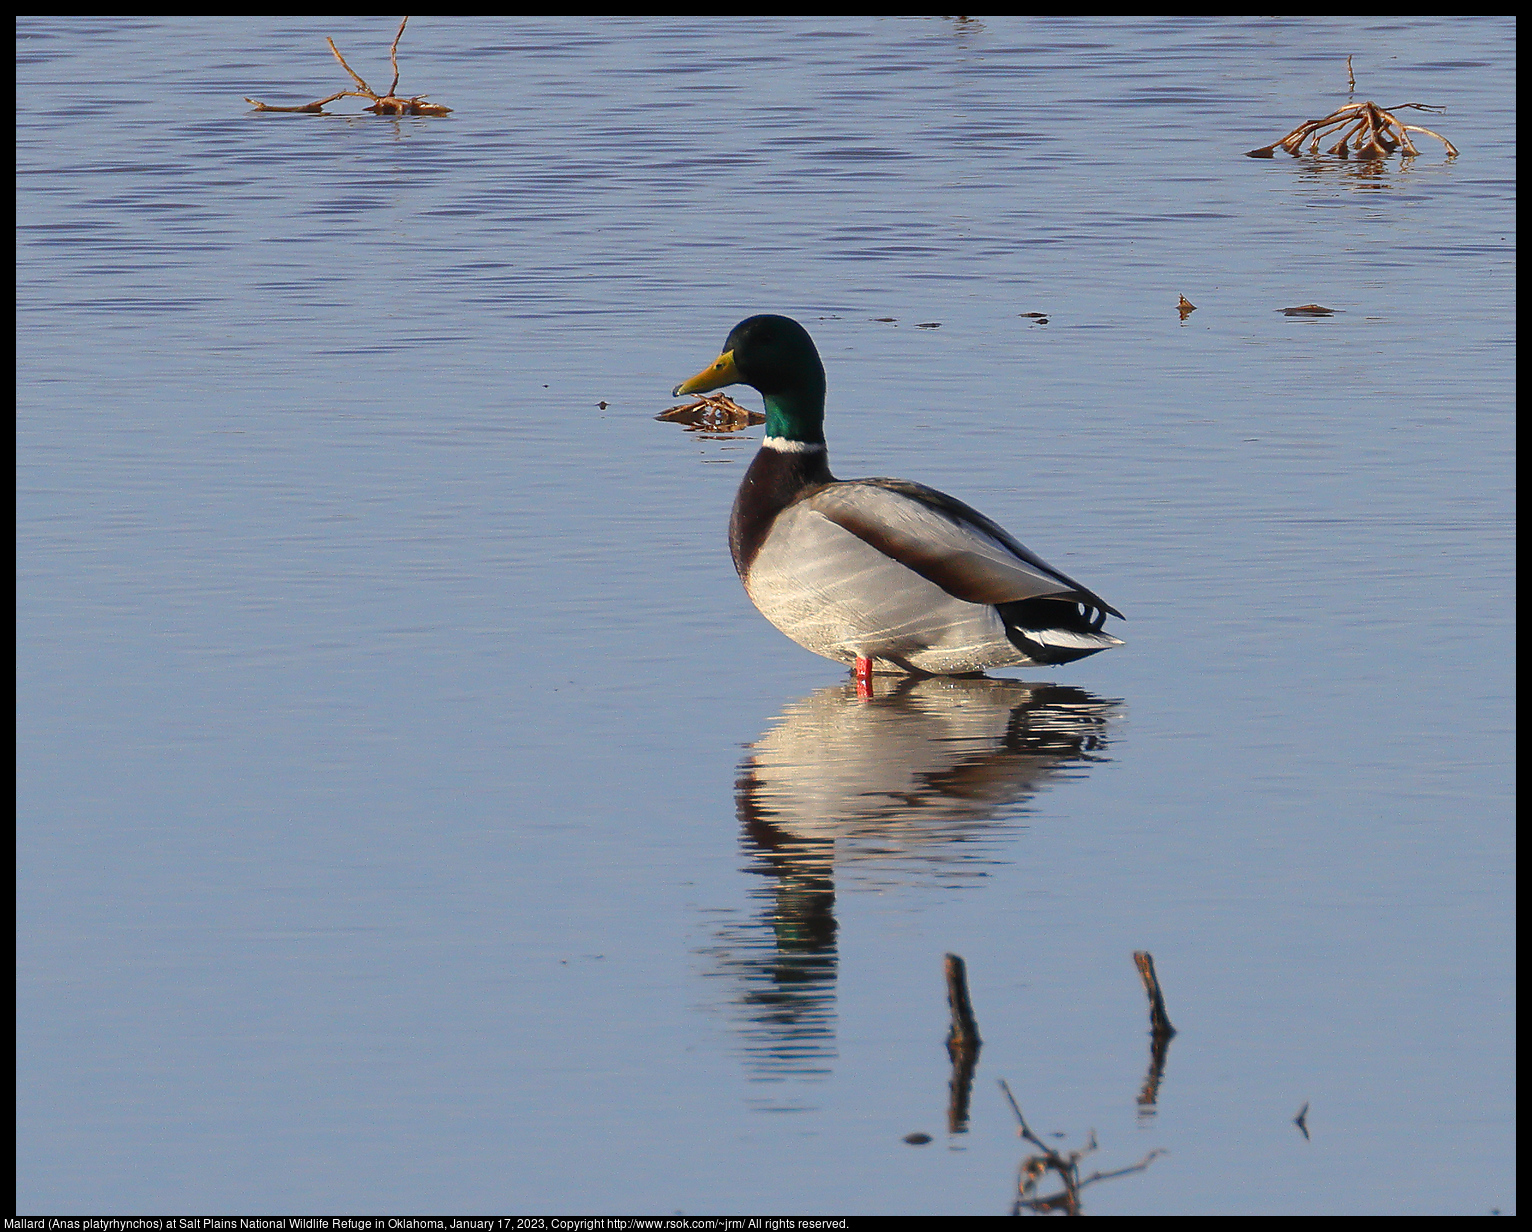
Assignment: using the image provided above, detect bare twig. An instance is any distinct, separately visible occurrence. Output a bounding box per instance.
[1399,123,1456,155]
[244,92,348,114]
[327,36,374,95]
[998,1079,1052,1156]
[1080,1150,1168,1187]
[388,16,407,99]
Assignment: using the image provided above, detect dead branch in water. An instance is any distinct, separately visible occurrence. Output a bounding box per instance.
[1133,950,1176,1039]
[1246,99,1456,159]
[1133,951,1178,1116]
[246,17,453,117]
[943,953,982,1134]
[1000,1078,1165,1215]
[944,952,983,1054]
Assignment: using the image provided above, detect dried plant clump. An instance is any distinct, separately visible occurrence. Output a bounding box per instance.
[246,17,452,117]
[655,394,765,433]
[1246,100,1456,160]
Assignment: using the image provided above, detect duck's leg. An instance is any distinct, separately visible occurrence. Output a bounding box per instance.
[854,655,874,700]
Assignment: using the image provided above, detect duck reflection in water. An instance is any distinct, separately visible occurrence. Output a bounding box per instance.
[701,676,1121,1102]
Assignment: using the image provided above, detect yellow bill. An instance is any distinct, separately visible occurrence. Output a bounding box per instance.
[672,349,742,397]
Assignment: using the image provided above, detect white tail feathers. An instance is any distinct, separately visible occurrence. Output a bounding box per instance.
[1020,626,1125,651]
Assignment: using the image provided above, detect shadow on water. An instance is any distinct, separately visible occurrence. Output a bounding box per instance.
[697,676,1121,1105]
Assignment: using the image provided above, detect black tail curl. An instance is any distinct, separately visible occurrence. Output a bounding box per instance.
[997,597,1116,666]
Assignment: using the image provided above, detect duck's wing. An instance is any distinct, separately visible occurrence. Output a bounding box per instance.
[802,478,1123,619]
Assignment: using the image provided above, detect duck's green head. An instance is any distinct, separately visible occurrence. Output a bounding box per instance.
[673,314,827,444]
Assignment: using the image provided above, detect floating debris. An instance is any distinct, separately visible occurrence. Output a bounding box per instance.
[915,321,941,329]
[1246,100,1456,159]
[1001,1079,1166,1216]
[246,17,452,116]
[872,317,898,323]
[928,954,1165,1212]
[655,393,764,432]
[1177,295,1197,321]
[1294,1101,1311,1141]
[1280,304,1338,316]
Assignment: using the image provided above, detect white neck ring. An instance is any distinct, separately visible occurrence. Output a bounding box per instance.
[762,436,826,454]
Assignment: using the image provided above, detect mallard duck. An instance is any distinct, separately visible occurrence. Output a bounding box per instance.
[672,314,1123,678]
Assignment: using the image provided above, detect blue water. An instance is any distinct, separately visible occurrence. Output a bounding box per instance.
[17,15,1514,1215]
